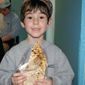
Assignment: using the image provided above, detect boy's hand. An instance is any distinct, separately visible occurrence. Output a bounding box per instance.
[11,73,27,85]
[33,78,53,85]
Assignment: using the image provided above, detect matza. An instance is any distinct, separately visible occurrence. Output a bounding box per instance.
[22,42,47,85]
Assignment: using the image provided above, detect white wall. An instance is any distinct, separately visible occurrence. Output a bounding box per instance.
[46,0,55,44]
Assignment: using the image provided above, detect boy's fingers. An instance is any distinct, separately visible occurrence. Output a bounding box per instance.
[34,78,53,85]
[14,75,27,81]
[11,76,27,85]
[11,73,27,85]
[35,79,46,83]
[34,79,46,84]
[12,73,23,77]
[12,74,27,82]
[16,77,27,84]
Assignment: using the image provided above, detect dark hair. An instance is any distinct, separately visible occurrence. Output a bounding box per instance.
[20,0,51,23]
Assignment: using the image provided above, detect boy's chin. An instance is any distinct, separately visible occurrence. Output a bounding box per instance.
[31,34,43,38]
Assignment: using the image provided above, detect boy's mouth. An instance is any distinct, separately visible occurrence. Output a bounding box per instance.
[32,28,40,31]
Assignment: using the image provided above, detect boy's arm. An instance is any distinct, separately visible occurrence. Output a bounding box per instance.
[0,52,16,85]
[52,50,74,85]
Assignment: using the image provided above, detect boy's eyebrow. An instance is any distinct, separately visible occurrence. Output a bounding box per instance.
[40,12,47,15]
[25,12,32,15]
[39,13,44,14]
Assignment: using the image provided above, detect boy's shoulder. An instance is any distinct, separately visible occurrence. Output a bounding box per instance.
[44,41,66,59]
[9,41,29,53]
[44,41,63,53]
[46,41,61,49]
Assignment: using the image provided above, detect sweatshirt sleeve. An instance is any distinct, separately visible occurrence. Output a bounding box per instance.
[0,51,16,85]
[52,49,74,85]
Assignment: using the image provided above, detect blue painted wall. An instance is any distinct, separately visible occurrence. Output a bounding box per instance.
[54,0,82,85]
[78,0,85,84]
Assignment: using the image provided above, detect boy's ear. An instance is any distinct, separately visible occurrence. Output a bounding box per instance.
[19,18,25,28]
[47,18,52,28]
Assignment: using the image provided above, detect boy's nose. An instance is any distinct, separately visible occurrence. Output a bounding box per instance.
[33,18,39,25]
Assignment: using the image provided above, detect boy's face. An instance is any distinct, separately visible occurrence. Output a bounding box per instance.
[20,10,52,38]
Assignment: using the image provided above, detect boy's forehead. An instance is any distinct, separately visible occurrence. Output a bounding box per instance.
[25,5,48,15]
[25,10,44,15]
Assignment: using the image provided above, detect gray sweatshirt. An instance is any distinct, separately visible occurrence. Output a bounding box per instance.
[0,41,74,85]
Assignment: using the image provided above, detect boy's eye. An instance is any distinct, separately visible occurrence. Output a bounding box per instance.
[28,17,33,19]
[39,16,44,19]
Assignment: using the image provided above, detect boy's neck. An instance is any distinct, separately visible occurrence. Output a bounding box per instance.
[25,36,45,44]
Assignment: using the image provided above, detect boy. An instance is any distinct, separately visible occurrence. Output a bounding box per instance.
[0,0,74,85]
